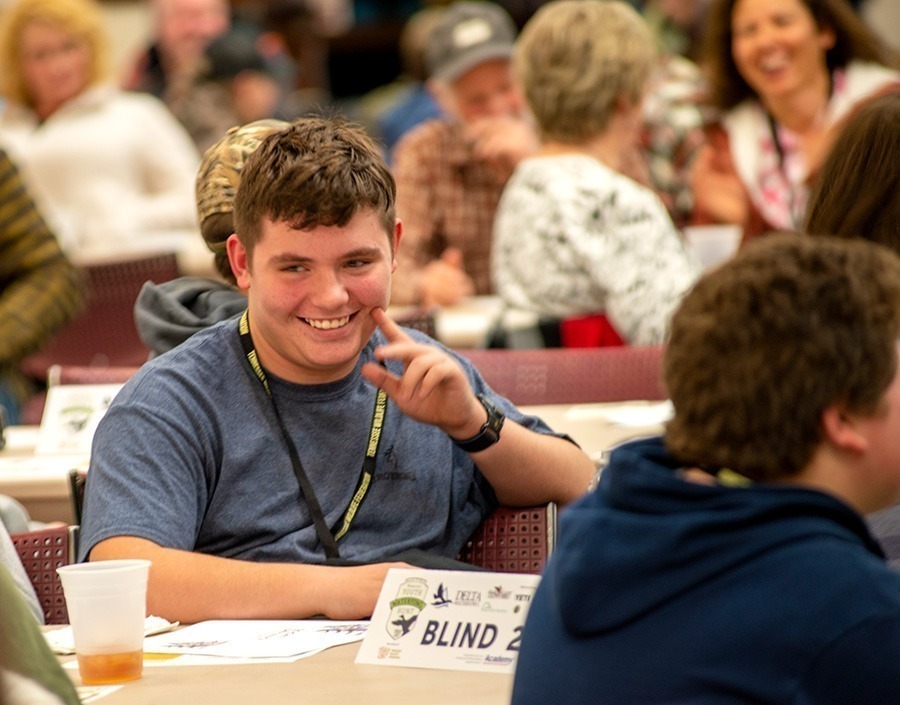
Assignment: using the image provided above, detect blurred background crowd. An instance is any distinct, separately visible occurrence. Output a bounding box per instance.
[0,0,897,424]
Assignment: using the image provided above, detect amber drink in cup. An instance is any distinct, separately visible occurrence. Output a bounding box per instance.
[57,559,150,684]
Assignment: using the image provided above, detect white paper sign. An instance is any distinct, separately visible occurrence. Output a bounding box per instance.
[35,383,124,455]
[355,568,540,674]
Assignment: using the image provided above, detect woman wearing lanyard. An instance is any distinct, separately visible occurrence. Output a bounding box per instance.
[690,0,899,243]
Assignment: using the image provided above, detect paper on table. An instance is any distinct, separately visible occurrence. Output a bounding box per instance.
[142,620,368,659]
[45,616,177,655]
[63,654,301,671]
[77,684,123,703]
[565,400,673,427]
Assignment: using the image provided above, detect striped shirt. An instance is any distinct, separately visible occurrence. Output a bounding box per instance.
[0,149,83,406]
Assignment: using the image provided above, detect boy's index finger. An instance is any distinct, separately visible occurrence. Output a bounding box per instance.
[372,307,411,343]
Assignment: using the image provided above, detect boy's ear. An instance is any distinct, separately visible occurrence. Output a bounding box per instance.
[820,403,868,455]
[226,234,251,291]
[391,219,402,272]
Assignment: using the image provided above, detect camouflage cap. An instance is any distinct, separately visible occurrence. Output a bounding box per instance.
[195,118,289,253]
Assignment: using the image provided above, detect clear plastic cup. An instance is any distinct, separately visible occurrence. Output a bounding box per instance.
[57,559,150,685]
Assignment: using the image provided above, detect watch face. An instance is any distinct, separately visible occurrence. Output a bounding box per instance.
[477,393,505,432]
[451,394,506,452]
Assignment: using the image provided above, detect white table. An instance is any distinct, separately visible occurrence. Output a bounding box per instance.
[57,640,513,705]
[519,401,668,462]
[0,426,85,523]
[389,296,505,349]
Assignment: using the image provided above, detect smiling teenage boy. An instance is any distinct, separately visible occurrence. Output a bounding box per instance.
[80,117,593,623]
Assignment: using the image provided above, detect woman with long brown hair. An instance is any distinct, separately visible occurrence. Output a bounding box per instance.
[690,0,898,242]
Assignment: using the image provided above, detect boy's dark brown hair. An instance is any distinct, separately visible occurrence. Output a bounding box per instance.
[234,116,396,263]
[664,234,900,481]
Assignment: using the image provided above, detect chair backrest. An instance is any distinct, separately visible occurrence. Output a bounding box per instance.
[47,364,142,387]
[458,345,666,405]
[20,253,181,380]
[392,307,438,339]
[11,524,78,625]
[457,504,557,574]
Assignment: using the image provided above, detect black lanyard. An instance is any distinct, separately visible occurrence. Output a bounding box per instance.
[238,310,387,559]
[765,112,802,230]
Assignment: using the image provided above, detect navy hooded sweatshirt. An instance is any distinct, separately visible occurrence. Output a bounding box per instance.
[513,437,900,704]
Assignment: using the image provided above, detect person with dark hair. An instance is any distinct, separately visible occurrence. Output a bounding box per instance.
[123,0,230,106]
[513,234,900,704]
[690,0,899,243]
[81,116,594,623]
[804,91,900,249]
[802,91,900,565]
[177,27,284,153]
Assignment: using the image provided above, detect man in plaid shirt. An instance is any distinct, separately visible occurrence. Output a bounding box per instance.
[391,2,537,307]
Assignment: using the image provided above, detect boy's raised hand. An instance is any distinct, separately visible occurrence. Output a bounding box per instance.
[361,308,486,441]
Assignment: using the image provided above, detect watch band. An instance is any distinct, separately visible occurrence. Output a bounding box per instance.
[452,393,505,453]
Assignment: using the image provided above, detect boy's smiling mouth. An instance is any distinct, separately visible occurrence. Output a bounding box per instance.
[302,315,352,330]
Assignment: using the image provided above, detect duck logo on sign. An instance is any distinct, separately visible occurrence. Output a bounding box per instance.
[387,577,428,639]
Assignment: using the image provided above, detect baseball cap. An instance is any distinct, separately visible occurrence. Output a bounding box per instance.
[426,2,516,83]
[195,118,288,249]
[204,29,271,81]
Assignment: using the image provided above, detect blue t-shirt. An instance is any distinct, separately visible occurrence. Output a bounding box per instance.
[79,319,560,564]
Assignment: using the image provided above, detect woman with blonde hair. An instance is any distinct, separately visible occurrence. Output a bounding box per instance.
[0,0,199,258]
[491,0,700,346]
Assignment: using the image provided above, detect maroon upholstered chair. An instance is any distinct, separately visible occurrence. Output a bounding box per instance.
[458,345,666,405]
[11,524,78,624]
[46,364,141,387]
[17,251,166,426]
[21,253,180,380]
[457,504,557,574]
